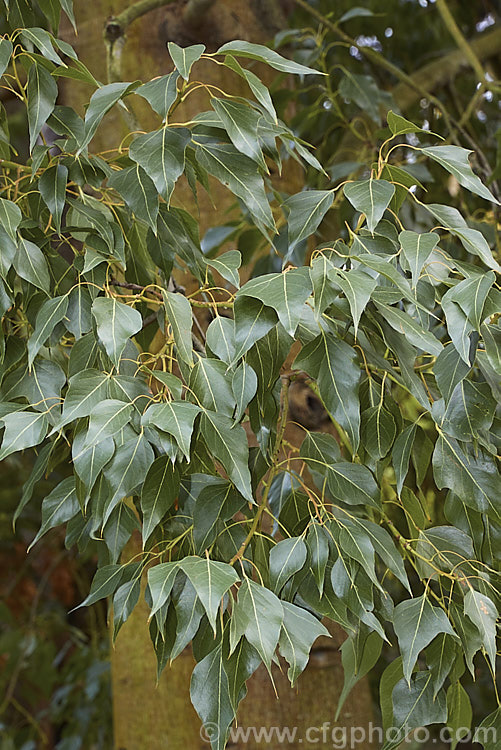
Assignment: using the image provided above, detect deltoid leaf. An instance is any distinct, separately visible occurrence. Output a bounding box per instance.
[48,105,85,145]
[179,557,239,632]
[14,443,52,528]
[190,638,235,750]
[216,40,323,76]
[170,578,205,659]
[328,266,377,337]
[167,42,205,80]
[199,410,253,502]
[28,477,79,550]
[78,81,140,154]
[26,61,58,152]
[294,333,361,452]
[336,629,382,720]
[129,127,190,203]
[447,680,473,750]
[194,140,275,235]
[162,291,193,366]
[102,433,154,524]
[344,178,395,233]
[237,268,312,337]
[339,72,384,123]
[439,380,495,442]
[147,561,179,617]
[142,401,200,460]
[91,297,142,367]
[205,250,241,289]
[393,595,457,684]
[441,293,472,365]
[375,301,443,357]
[463,588,497,670]
[425,203,500,271]
[306,523,329,595]
[0,38,13,78]
[78,563,127,608]
[382,672,447,750]
[27,293,69,366]
[112,575,141,639]
[285,190,334,255]
[222,54,277,123]
[338,524,381,590]
[278,601,329,686]
[0,197,22,240]
[434,343,470,403]
[189,358,235,417]
[269,536,307,594]
[14,237,50,293]
[481,322,501,372]
[0,410,48,460]
[193,479,244,554]
[65,285,93,339]
[433,434,501,523]
[473,707,501,750]
[84,399,134,447]
[141,456,180,544]
[387,110,429,136]
[421,145,499,204]
[56,369,109,431]
[399,230,439,288]
[232,296,278,362]
[230,578,284,669]
[38,163,68,232]
[20,27,65,65]
[392,423,416,495]
[445,272,495,331]
[108,164,158,232]
[102,503,139,563]
[231,362,257,423]
[136,71,179,119]
[352,518,410,591]
[211,98,266,169]
[426,633,459,698]
[361,404,396,460]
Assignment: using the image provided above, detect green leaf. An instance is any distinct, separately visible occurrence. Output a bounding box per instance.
[199,410,253,502]
[27,293,68,366]
[21,27,64,65]
[26,61,58,152]
[446,272,495,331]
[189,358,235,417]
[211,98,266,169]
[142,401,200,460]
[14,443,52,528]
[0,410,48,460]
[0,197,22,240]
[102,433,154,523]
[216,40,322,76]
[306,523,330,594]
[79,81,140,154]
[392,423,416,495]
[14,237,50,293]
[463,588,497,670]
[278,601,329,685]
[141,456,180,544]
[162,290,193,367]
[339,7,375,22]
[354,518,410,591]
[205,250,241,289]
[425,203,500,271]
[294,333,361,452]
[399,230,439,288]
[375,301,443,356]
[129,127,190,203]
[167,42,205,81]
[232,296,278,361]
[190,639,234,750]
[108,164,158,232]
[231,362,257,423]
[329,266,377,338]
[433,435,501,523]
[78,564,126,608]
[73,429,114,497]
[147,561,179,617]
[194,140,275,235]
[285,190,333,254]
[28,477,79,550]
[0,38,13,78]
[170,577,205,659]
[439,380,496,441]
[84,399,134,447]
[434,343,470,403]
[426,633,458,698]
[136,71,179,119]
[180,557,238,632]
[336,629,382,720]
[38,163,68,233]
[237,268,311,337]
[380,657,403,732]
[339,72,384,123]
[230,578,283,669]
[473,707,501,750]
[206,316,235,364]
[344,177,394,233]
[92,297,142,367]
[193,479,244,554]
[387,110,426,136]
[393,595,456,684]
[383,673,447,750]
[447,681,472,750]
[422,145,499,204]
[222,54,277,123]
[361,404,396,459]
[269,536,307,594]
[56,369,109,430]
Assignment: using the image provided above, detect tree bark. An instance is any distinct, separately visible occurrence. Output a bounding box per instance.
[60,3,376,748]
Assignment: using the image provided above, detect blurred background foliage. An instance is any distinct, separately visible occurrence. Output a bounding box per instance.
[0,0,499,747]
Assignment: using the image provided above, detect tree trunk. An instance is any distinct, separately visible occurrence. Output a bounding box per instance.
[60,2,375,748]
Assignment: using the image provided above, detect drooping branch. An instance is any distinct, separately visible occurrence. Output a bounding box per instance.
[104,0,177,40]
